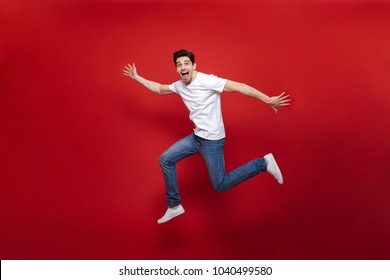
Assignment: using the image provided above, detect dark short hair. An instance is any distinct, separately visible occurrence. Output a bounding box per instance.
[173,49,195,65]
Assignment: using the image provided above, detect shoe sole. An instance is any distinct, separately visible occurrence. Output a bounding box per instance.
[266,153,283,184]
[157,208,185,224]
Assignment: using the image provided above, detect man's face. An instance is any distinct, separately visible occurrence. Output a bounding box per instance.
[175,56,196,85]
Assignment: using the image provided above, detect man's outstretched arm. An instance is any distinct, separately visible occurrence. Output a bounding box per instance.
[223,80,291,113]
[123,63,173,95]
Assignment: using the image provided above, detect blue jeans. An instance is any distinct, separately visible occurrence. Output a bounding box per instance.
[159,133,267,207]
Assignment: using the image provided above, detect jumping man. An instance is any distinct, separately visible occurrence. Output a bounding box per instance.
[123,49,291,224]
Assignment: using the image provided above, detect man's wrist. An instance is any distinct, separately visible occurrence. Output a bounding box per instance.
[261,96,272,104]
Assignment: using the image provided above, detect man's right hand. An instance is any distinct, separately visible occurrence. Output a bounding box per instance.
[123,63,138,79]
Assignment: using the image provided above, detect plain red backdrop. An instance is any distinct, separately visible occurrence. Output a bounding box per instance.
[1,0,390,259]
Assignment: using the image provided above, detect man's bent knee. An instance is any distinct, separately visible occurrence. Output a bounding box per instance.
[159,153,169,167]
[212,181,227,192]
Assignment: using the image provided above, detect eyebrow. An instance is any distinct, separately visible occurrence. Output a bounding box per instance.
[176,59,191,65]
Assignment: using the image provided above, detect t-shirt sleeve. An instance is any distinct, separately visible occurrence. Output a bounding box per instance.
[205,74,227,93]
[168,82,179,94]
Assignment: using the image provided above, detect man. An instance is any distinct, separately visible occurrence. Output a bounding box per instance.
[123,49,291,224]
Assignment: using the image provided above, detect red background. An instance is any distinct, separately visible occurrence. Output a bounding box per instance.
[1,0,390,259]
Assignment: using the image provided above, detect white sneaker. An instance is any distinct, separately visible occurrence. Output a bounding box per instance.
[264,153,283,184]
[157,205,185,224]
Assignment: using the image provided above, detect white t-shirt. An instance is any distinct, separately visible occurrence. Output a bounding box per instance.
[169,72,227,140]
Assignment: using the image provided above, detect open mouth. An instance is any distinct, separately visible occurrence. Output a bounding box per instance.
[181,71,189,79]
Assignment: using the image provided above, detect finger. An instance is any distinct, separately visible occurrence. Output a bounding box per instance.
[279,99,292,104]
[279,94,290,100]
[278,91,286,97]
[280,98,291,105]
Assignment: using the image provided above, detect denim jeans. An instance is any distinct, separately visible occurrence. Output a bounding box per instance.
[159,133,267,207]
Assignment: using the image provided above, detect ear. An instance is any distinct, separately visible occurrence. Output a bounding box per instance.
[193,63,197,70]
